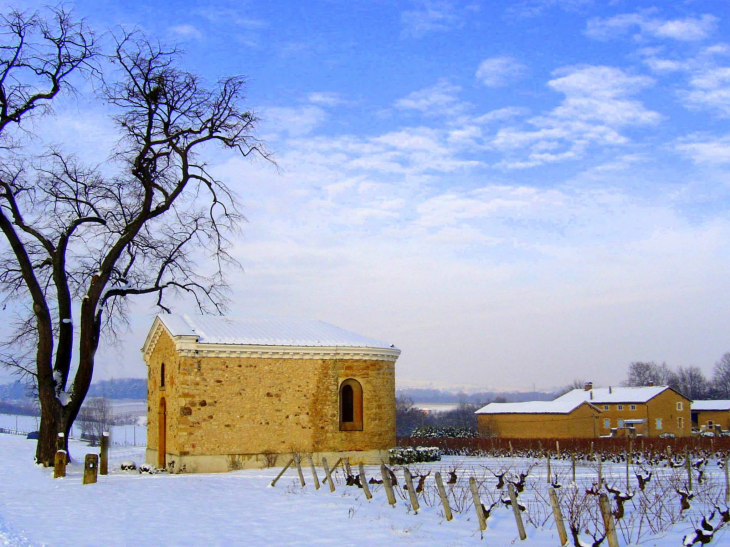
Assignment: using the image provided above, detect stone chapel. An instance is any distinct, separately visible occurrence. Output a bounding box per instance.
[142,314,400,473]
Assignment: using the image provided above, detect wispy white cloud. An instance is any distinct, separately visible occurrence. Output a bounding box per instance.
[491,66,660,168]
[476,56,527,88]
[676,134,730,164]
[169,24,203,41]
[394,79,468,117]
[641,45,730,117]
[307,92,349,107]
[401,1,466,38]
[586,11,718,42]
[261,105,327,137]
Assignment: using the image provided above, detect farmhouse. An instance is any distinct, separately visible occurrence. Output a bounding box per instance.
[142,314,400,473]
[475,399,601,439]
[476,383,692,439]
[691,400,730,432]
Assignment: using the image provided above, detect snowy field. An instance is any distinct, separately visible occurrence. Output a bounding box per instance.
[0,426,729,546]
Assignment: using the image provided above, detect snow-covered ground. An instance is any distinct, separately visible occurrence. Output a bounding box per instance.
[0,424,728,546]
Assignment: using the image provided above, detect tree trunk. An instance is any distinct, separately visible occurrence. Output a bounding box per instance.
[36,388,63,466]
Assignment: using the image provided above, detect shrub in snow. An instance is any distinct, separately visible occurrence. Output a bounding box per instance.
[410,426,478,438]
[138,463,164,474]
[389,446,441,465]
[120,461,137,471]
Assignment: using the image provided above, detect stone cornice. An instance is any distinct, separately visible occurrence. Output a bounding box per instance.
[142,318,400,362]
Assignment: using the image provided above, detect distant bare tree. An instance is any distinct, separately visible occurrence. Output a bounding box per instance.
[77,396,110,445]
[395,394,425,437]
[674,366,708,400]
[712,353,730,399]
[0,18,268,465]
[625,362,677,388]
[558,379,587,396]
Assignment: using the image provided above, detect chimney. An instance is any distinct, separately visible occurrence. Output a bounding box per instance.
[609,386,612,394]
[584,381,593,391]
[648,380,654,387]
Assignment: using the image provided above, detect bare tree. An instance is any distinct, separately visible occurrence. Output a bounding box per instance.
[0,16,267,464]
[77,396,110,445]
[625,361,677,388]
[674,366,708,400]
[712,353,730,399]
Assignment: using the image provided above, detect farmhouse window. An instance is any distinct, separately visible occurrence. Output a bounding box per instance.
[708,420,714,427]
[160,363,165,388]
[630,405,636,411]
[339,379,363,431]
[678,417,684,429]
[618,419,624,427]
[676,402,683,411]
[656,418,662,430]
[603,405,609,411]
[604,419,610,429]
[617,405,623,411]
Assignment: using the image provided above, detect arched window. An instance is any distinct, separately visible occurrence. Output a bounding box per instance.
[339,379,363,431]
[160,363,165,388]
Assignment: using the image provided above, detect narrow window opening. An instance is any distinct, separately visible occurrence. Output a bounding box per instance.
[161,363,165,388]
[339,379,363,431]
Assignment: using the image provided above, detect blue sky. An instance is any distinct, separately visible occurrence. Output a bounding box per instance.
[4,0,730,391]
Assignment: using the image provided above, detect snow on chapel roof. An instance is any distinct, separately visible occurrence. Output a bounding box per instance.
[155,313,397,349]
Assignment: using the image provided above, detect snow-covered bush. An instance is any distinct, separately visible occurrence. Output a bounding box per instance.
[410,426,478,438]
[120,461,137,471]
[389,446,441,465]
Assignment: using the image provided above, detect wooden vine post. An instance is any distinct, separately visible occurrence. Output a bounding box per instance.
[381,463,396,506]
[270,458,294,487]
[571,452,576,483]
[556,441,560,457]
[547,455,551,484]
[685,448,692,491]
[599,493,619,547]
[508,483,527,540]
[307,454,320,490]
[434,471,453,521]
[549,487,568,547]
[322,457,336,493]
[469,477,487,531]
[358,462,372,500]
[293,453,306,487]
[725,453,729,503]
[403,468,420,513]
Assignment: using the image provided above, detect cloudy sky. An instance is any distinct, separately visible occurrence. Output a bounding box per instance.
[3,0,730,391]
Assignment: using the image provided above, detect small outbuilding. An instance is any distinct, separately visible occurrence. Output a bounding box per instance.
[142,314,400,473]
[691,400,730,432]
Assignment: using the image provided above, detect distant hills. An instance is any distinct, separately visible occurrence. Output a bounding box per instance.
[0,378,147,402]
[396,387,558,405]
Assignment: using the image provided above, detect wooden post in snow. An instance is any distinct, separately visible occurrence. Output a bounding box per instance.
[381,463,396,506]
[556,440,560,457]
[509,440,514,457]
[270,458,293,487]
[403,467,420,513]
[549,488,568,546]
[599,493,619,547]
[358,462,372,500]
[508,483,527,540]
[293,453,306,487]
[469,477,487,531]
[322,457,336,493]
[100,432,109,475]
[571,452,576,483]
[344,457,353,477]
[547,454,551,484]
[307,454,320,490]
[434,472,453,521]
[598,454,603,485]
[725,452,730,504]
[590,442,594,460]
[685,448,692,491]
[53,432,67,479]
[83,454,98,485]
[53,450,67,478]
